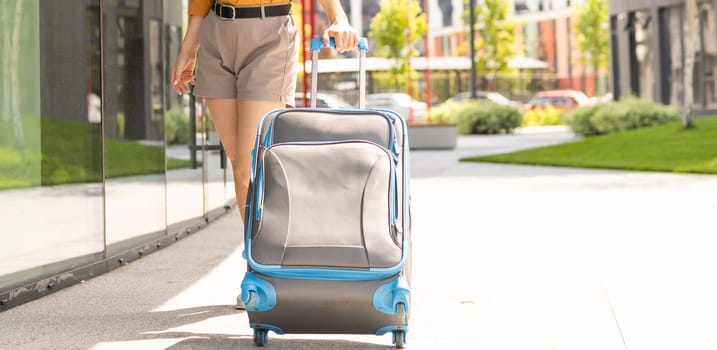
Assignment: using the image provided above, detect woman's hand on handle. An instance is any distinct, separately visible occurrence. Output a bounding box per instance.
[318,0,359,52]
[323,20,359,53]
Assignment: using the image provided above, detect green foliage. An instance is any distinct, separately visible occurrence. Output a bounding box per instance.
[563,96,682,136]
[522,106,564,126]
[165,107,191,145]
[427,100,462,123]
[450,100,522,134]
[561,104,604,135]
[0,117,192,190]
[462,0,518,78]
[463,116,717,175]
[0,121,12,146]
[430,100,522,132]
[116,112,125,139]
[39,117,103,186]
[0,146,41,188]
[575,0,609,81]
[204,106,215,131]
[368,0,427,91]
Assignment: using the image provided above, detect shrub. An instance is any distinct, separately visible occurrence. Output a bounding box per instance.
[454,100,522,134]
[522,106,564,126]
[0,121,12,147]
[563,96,681,136]
[561,103,605,135]
[427,100,461,123]
[426,100,522,134]
[165,107,190,144]
[203,107,215,131]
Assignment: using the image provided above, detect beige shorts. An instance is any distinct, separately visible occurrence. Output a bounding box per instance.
[194,10,298,105]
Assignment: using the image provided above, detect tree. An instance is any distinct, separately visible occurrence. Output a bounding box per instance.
[368,0,427,91]
[0,0,25,148]
[575,0,609,95]
[461,0,517,88]
[682,0,699,128]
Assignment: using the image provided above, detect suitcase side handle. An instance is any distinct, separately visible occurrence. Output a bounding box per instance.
[309,37,368,109]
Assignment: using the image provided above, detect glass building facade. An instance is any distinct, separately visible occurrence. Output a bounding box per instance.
[0,0,235,310]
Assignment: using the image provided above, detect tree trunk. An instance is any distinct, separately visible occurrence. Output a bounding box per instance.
[683,0,699,128]
[9,0,25,147]
[580,55,588,94]
[593,62,600,96]
[1,2,11,122]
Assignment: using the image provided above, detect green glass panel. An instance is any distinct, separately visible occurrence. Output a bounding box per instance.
[0,0,105,289]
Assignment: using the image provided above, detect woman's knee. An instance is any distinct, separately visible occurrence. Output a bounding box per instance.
[234,164,252,183]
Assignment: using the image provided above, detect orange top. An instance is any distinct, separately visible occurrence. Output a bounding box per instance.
[189,0,292,17]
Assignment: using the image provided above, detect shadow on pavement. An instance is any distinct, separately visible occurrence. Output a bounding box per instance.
[166,337,392,350]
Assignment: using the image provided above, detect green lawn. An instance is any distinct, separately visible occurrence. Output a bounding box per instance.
[105,138,192,178]
[0,117,193,190]
[461,116,717,174]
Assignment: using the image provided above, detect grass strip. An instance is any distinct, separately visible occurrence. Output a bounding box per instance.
[461,117,717,174]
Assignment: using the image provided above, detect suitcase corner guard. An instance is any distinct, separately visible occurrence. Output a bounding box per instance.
[241,272,277,312]
[372,275,410,315]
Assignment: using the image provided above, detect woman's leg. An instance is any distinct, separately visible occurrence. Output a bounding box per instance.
[206,98,285,222]
[207,99,285,311]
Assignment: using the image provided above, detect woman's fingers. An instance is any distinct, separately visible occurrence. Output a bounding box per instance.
[171,55,196,95]
[336,32,357,51]
[324,21,359,52]
[172,70,184,95]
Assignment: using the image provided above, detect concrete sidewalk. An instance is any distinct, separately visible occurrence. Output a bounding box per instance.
[2,127,717,350]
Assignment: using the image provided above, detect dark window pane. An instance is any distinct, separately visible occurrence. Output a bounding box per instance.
[103,0,167,252]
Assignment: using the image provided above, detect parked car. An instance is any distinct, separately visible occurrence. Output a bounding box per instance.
[294,92,352,109]
[365,93,427,122]
[525,90,591,110]
[448,91,519,107]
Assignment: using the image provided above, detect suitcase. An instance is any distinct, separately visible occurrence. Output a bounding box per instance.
[240,38,412,348]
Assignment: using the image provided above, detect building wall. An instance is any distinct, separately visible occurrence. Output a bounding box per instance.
[413,0,605,97]
[40,0,91,124]
[609,0,684,15]
[609,0,717,114]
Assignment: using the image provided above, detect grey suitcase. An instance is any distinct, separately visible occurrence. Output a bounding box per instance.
[240,38,412,348]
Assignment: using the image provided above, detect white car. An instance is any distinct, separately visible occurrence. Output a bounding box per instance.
[294,92,353,109]
[449,91,519,107]
[365,93,427,122]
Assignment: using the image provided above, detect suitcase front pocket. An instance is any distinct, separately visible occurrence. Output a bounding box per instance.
[250,141,401,270]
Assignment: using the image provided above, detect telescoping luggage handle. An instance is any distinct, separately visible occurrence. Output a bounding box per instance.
[310,37,369,109]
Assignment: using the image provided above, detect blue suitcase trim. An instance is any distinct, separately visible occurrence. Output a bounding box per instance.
[244,108,411,281]
[241,272,277,312]
[311,37,369,51]
[376,324,409,336]
[372,275,410,315]
[250,323,285,335]
[244,251,406,281]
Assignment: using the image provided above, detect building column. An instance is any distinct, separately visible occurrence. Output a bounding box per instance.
[650,7,663,103]
[610,13,631,100]
[350,0,362,36]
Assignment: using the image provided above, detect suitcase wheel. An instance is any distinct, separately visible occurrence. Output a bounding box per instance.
[392,329,406,349]
[392,303,407,348]
[253,329,268,347]
[396,302,407,324]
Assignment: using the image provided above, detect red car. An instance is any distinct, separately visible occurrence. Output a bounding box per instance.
[525,90,591,110]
